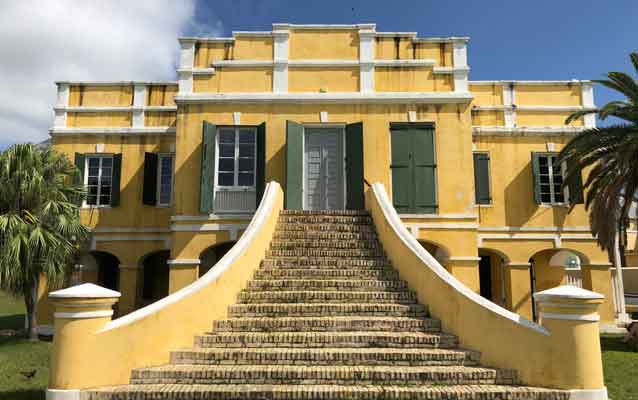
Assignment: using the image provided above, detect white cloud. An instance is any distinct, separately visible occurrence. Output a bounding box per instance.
[0,1,222,146]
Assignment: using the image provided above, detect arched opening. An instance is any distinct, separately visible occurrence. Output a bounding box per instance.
[199,241,237,278]
[529,248,589,321]
[478,248,508,307]
[417,240,450,267]
[140,250,170,305]
[90,251,120,291]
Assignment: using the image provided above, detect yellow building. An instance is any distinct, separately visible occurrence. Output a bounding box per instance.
[43,23,628,334]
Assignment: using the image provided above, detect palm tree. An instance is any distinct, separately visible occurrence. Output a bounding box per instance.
[0,144,88,340]
[558,53,638,266]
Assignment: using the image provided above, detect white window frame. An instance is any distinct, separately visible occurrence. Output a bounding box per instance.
[156,153,174,207]
[83,154,113,208]
[214,126,257,192]
[537,153,569,206]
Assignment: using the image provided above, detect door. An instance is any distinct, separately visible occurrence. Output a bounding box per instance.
[304,128,344,210]
[390,124,437,213]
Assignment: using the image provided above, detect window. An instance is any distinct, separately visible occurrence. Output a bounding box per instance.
[536,153,566,204]
[473,152,491,205]
[85,155,113,206]
[157,154,174,206]
[216,127,256,189]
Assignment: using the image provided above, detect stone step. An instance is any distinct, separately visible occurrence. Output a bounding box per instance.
[247,279,407,292]
[212,316,441,332]
[269,239,381,250]
[237,290,416,304]
[275,223,376,233]
[260,257,389,269]
[280,209,370,216]
[266,248,385,258]
[273,231,378,240]
[195,331,456,348]
[254,267,399,280]
[277,215,373,224]
[228,303,426,317]
[85,384,570,400]
[170,347,478,366]
[130,365,517,386]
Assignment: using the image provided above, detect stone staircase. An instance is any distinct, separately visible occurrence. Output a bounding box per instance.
[85,210,568,399]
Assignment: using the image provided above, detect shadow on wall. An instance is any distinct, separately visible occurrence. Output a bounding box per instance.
[140,250,170,305]
[504,162,537,227]
[199,241,237,277]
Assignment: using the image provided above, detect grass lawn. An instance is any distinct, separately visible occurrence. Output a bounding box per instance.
[0,290,635,400]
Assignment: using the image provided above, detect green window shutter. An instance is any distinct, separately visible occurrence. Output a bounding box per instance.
[345,122,364,210]
[200,121,216,213]
[390,129,412,213]
[412,128,438,213]
[142,152,158,205]
[473,153,491,205]
[285,120,304,210]
[255,122,267,206]
[566,161,584,204]
[531,152,542,204]
[74,153,85,185]
[110,154,122,206]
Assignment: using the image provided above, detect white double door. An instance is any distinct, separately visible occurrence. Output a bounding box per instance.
[303,127,345,210]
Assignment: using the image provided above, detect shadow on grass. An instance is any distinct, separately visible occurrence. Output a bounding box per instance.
[0,314,24,331]
[0,389,45,400]
[600,334,635,353]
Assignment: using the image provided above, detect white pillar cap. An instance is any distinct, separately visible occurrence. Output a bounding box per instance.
[534,285,603,303]
[49,283,121,299]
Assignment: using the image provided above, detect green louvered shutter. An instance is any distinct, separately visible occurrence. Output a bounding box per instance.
[110,154,122,206]
[200,121,216,213]
[567,161,584,204]
[285,120,304,210]
[345,122,364,210]
[390,129,412,213]
[74,153,85,185]
[531,152,542,204]
[412,127,437,213]
[142,152,158,205]
[255,122,267,206]
[473,153,491,205]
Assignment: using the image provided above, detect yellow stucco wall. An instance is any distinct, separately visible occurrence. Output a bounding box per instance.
[375,39,452,66]
[471,110,504,126]
[289,29,359,60]
[469,84,504,105]
[69,85,133,107]
[233,37,274,60]
[194,43,228,68]
[289,67,360,92]
[145,111,176,127]
[193,68,273,92]
[515,85,582,106]
[146,85,178,106]
[67,112,132,128]
[375,67,453,92]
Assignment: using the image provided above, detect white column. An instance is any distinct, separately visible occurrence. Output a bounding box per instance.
[503,83,516,128]
[581,82,596,128]
[452,39,469,93]
[272,24,290,93]
[132,84,146,128]
[614,232,630,323]
[178,39,196,94]
[54,83,70,128]
[358,24,376,93]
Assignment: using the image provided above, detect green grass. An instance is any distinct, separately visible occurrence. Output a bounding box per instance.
[0,291,50,400]
[0,290,635,399]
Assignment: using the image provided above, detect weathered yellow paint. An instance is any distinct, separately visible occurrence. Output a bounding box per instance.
[194,43,228,68]
[67,112,132,128]
[289,29,358,60]
[145,111,176,127]
[515,85,582,106]
[503,264,534,319]
[471,110,504,126]
[375,40,451,66]
[69,85,133,107]
[516,111,583,127]
[582,265,615,323]
[233,37,273,60]
[375,67,453,92]
[48,184,283,390]
[193,68,273,92]
[447,260,481,293]
[146,85,178,106]
[288,67,359,92]
[469,84,504,106]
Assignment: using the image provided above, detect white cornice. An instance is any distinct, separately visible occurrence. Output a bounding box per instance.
[433,66,471,74]
[212,60,274,67]
[375,32,416,37]
[206,59,438,68]
[55,81,177,86]
[49,127,176,136]
[375,59,436,67]
[190,68,216,76]
[469,80,591,86]
[232,31,273,37]
[412,36,470,43]
[472,126,586,136]
[472,105,596,112]
[56,106,177,113]
[175,91,473,104]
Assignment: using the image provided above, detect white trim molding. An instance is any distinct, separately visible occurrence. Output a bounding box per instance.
[399,213,478,220]
[54,83,70,128]
[566,388,608,400]
[46,388,81,400]
[273,27,289,93]
[54,310,114,319]
[473,126,586,137]
[175,92,473,105]
[178,38,196,94]
[91,234,171,251]
[470,79,592,86]
[50,127,176,136]
[167,258,201,266]
[170,213,254,222]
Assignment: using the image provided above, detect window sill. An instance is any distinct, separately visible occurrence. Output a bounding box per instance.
[155,204,172,208]
[216,187,256,192]
[538,203,569,208]
[81,205,111,209]
[473,203,493,208]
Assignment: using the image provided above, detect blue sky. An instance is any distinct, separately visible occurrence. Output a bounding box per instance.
[0,1,636,150]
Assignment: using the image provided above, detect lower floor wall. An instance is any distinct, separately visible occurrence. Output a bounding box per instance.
[36,219,623,332]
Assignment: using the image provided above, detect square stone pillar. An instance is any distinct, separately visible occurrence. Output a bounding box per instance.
[504,262,533,320]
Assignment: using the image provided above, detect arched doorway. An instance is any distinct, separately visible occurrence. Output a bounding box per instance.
[90,251,120,291]
[140,250,170,305]
[199,241,237,277]
[478,248,508,307]
[417,240,450,267]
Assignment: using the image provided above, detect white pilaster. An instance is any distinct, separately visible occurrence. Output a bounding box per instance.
[358,25,376,93]
[503,83,516,128]
[452,39,469,93]
[233,111,241,125]
[272,25,290,93]
[581,82,596,128]
[132,84,146,128]
[54,83,70,128]
[178,39,196,94]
